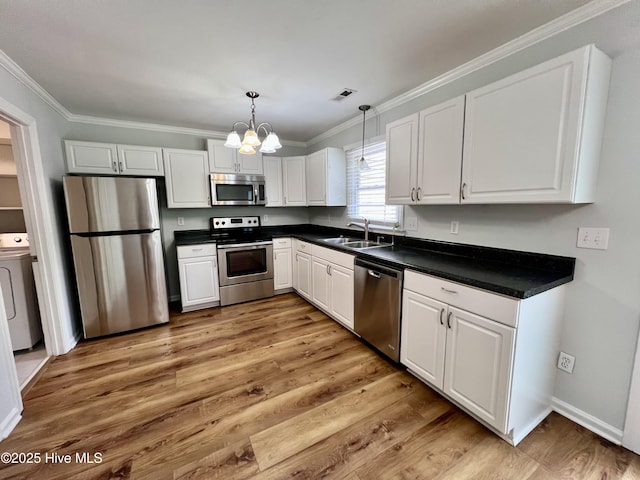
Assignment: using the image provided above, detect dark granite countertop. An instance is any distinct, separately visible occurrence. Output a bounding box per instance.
[173,225,575,299]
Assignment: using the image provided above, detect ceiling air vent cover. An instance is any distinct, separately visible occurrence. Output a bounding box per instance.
[331,88,357,101]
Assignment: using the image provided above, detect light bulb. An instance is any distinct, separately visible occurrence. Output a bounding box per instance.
[242,129,261,147]
[239,144,256,155]
[224,131,242,148]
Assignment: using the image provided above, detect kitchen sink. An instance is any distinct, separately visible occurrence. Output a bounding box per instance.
[342,240,391,250]
[322,237,360,244]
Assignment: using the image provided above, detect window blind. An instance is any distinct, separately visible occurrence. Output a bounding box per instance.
[346,140,402,225]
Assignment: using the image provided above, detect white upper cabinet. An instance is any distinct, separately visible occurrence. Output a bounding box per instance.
[163,148,210,208]
[282,156,307,206]
[117,145,164,176]
[416,97,465,204]
[207,139,263,175]
[305,147,346,206]
[65,140,164,176]
[263,156,283,207]
[461,45,611,204]
[386,98,464,206]
[385,113,418,204]
[386,45,611,205]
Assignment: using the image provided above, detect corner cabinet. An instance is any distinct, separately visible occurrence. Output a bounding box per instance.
[293,240,312,300]
[462,45,611,204]
[282,156,307,206]
[163,148,210,208]
[305,147,346,206]
[263,156,284,207]
[64,140,164,176]
[177,244,220,312]
[400,270,566,445]
[273,237,293,292]
[207,139,263,175]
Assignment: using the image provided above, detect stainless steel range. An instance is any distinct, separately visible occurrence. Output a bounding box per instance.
[212,216,274,306]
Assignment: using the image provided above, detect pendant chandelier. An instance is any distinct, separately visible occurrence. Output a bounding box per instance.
[224,91,282,155]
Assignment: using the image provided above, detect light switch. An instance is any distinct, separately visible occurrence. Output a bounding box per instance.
[576,227,609,250]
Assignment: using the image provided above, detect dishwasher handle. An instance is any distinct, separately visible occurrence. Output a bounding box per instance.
[355,258,403,279]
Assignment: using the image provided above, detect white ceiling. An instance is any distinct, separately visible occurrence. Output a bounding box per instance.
[0,0,603,143]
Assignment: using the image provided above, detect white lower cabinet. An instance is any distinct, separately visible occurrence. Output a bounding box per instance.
[177,244,220,312]
[292,240,354,329]
[311,257,331,311]
[294,240,313,300]
[327,263,354,329]
[273,238,293,292]
[310,244,354,330]
[401,270,565,445]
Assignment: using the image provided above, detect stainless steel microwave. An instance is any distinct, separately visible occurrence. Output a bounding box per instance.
[210,174,266,206]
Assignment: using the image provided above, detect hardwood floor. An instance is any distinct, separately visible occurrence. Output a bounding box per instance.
[0,293,637,479]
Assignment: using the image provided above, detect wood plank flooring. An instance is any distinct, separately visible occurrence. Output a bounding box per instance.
[0,293,637,479]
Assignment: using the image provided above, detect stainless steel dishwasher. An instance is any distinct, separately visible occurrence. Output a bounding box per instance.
[354,258,404,362]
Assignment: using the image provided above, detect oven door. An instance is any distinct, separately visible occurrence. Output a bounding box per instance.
[218,241,273,286]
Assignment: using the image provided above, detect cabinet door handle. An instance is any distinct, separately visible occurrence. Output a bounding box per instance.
[447,311,452,329]
[416,187,422,202]
[461,182,467,200]
[112,161,118,173]
[328,265,332,276]
[439,308,444,325]
[119,161,123,172]
[410,187,416,202]
[441,287,458,294]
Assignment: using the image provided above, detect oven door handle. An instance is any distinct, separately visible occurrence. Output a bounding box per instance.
[218,241,273,250]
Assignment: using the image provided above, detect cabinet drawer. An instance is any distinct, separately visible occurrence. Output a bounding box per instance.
[295,240,313,253]
[177,244,217,259]
[311,244,354,270]
[404,270,519,327]
[273,237,292,249]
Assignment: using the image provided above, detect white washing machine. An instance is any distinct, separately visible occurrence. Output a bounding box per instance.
[0,233,42,351]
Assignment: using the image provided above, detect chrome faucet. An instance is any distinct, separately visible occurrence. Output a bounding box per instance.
[347,217,370,241]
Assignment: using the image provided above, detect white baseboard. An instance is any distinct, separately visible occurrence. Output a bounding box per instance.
[0,407,22,440]
[552,397,623,445]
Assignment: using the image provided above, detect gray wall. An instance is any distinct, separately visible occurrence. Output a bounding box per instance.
[308,6,640,431]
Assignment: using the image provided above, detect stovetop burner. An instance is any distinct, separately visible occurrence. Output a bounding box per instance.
[209,216,271,245]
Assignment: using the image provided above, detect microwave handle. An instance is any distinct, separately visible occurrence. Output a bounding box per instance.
[254,187,258,205]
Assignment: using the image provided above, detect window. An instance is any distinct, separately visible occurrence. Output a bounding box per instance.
[346,139,402,226]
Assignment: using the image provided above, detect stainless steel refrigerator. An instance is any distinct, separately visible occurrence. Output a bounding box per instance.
[63,176,169,339]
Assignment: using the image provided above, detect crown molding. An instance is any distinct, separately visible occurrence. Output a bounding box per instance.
[1,0,629,149]
[307,0,630,147]
[0,49,71,120]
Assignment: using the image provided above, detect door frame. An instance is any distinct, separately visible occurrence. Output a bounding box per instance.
[0,95,72,356]
[623,328,640,453]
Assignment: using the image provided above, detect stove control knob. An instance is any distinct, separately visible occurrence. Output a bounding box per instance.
[14,237,22,243]
[221,221,226,225]
[215,221,219,226]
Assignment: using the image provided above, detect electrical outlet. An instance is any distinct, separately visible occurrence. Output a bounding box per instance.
[576,227,609,250]
[450,220,459,235]
[406,216,418,231]
[177,217,185,226]
[557,352,575,374]
[263,214,269,224]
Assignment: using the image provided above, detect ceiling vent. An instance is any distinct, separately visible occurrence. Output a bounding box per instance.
[331,88,357,101]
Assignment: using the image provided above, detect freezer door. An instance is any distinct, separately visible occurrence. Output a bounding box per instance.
[70,230,169,338]
[63,176,160,233]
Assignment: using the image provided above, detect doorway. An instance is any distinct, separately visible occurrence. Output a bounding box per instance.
[0,119,49,389]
